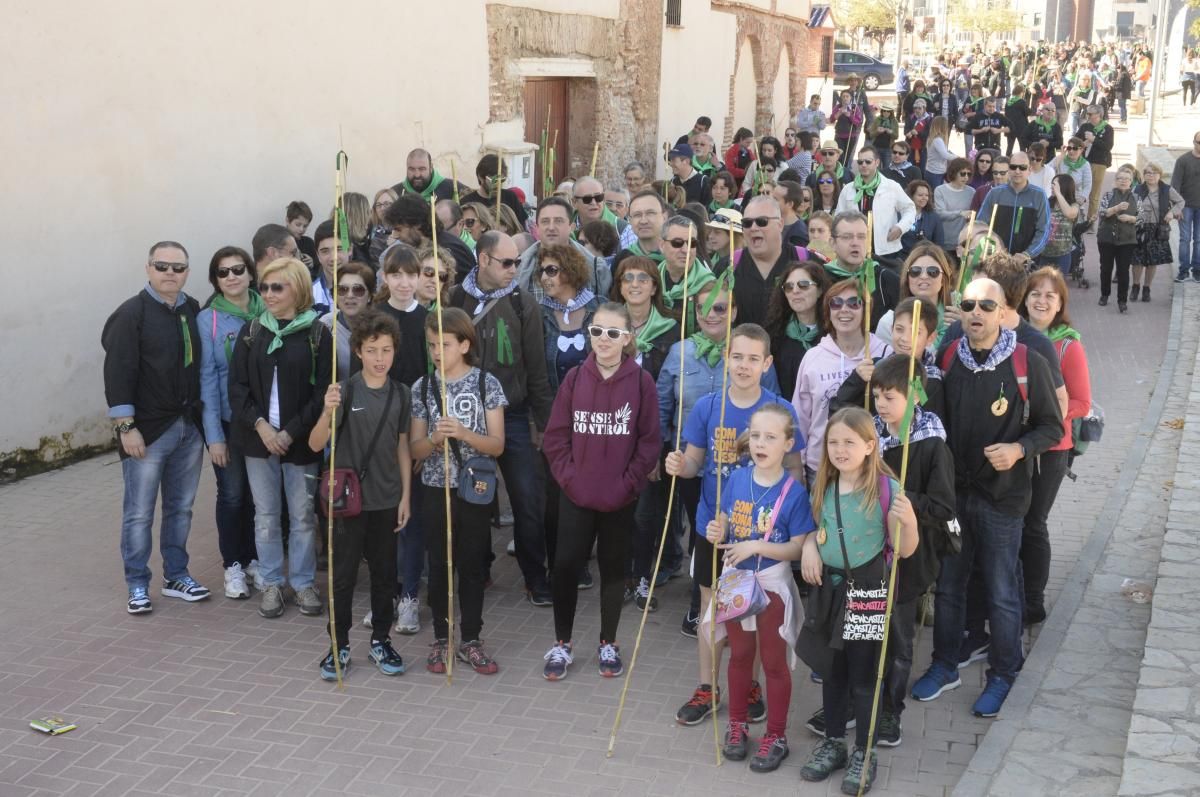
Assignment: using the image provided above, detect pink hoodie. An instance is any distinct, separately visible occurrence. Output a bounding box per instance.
[791,333,892,472]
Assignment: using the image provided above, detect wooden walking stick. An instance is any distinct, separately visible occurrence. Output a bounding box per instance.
[430,198,455,685]
[956,210,979,297]
[451,159,460,204]
[590,140,600,178]
[606,223,694,758]
[863,211,874,409]
[325,149,350,688]
[857,299,923,797]
[493,149,504,223]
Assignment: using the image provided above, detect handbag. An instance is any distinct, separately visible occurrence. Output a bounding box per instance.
[423,369,498,506]
[318,379,397,518]
[834,481,890,642]
[714,477,795,625]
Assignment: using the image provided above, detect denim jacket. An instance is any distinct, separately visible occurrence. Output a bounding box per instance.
[655,338,780,442]
[197,306,247,445]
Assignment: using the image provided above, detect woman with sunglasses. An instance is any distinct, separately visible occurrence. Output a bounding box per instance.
[416,246,453,309]
[541,303,661,681]
[930,79,960,134]
[1053,138,1093,216]
[814,173,839,214]
[935,157,976,253]
[198,246,264,600]
[900,180,943,256]
[319,261,376,381]
[1025,142,1056,195]
[875,241,958,348]
[765,262,831,401]
[968,149,997,190]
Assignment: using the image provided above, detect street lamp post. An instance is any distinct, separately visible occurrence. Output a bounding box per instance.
[1146,0,1171,147]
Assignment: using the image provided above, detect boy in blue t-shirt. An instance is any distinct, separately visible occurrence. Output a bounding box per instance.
[664,323,806,727]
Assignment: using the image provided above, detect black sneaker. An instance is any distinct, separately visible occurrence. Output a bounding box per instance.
[1142,286,1151,302]
[840,746,878,795]
[577,566,594,590]
[676,684,721,725]
[749,733,789,773]
[127,586,152,614]
[1098,295,1109,306]
[1175,271,1189,283]
[527,584,553,607]
[597,642,623,678]
[368,639,405,676]
[723,721,750,760]
[680,609,699,638]
[805,708,857,737]
[876,711,902,747]
[634,577,658,613]
[319,645,351,681]
[162,576,210,602]
[747,680,767,724]
[800,737,848,782]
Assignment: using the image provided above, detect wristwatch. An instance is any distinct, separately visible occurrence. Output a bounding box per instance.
[114,420,136,435]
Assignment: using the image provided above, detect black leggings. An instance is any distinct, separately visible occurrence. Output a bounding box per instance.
[1098,242,1134,302]
[551,493,634,643]
[822,639,881,748]
[330,506,398,647]
[1020,450,1069,612]
[422,484,491,642]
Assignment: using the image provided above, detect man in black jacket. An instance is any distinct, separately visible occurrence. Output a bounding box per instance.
[1077,104,1115,222]
[102,241,210,614]
[668,143,712,206]
[910,278,1062,719]
[384,195,476,282]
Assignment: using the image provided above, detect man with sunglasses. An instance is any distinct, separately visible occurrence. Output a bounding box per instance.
[668,143,712,207]
[912,277,1062,719]
[517,196,613,303]
[458,153,529,228]
[976,152,1051,258]
[103,241,210,614]
[1019,103,1063,162]
[1076,105,1114,222]
[726,195,809,327]
[1171,131,1200,282]
[883,141,921,190]
[834,147,915,268]
[573,176,635,251]
[451,231,555,607]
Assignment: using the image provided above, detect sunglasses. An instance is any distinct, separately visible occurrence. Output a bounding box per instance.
[538,265,561,277]
[856,159,876,166]
[486,254,520,269]
[696,301,729,316]
[575,193,605,205]
[821,150,839,157]
[463,218,478,228]
[622,271,654,284]
[1066,145,1082,151]
[976,159,992,165]
[892,150,906,155]
[663,237,691,249]
[907,266,943,279]
[337,283,369,297]
[1029,156,1044,162]
[152,261,189,274]
[818,178,835,185]
[959,298,1000,312]
[260,282,289,294]
[420,267,451,283]
[216,264,248,279]
[783,279,816,293]
[1011,163,1029,171]
[958,170,972,177]
[587,325,628,340]
[742,216,778,228]
[829,296,864,310]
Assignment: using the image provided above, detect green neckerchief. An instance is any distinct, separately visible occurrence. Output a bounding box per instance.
[852,170,882,204]
[693,157,716,175]
[709,199,735,214]
[660,260,715,310]
[633,306,677,353]
[1092,120,1109,136]
[459,227,477,249]
[629,240,665,265]
[1033,117,1056,134]
[1062,153,1087,171]
[180,317,194,368]
[689,331,725,367]
[825,258,876,296]
[259,309,318,355]
[1006,95,1023,107]
[575,205,624,233]
[813,162,845,182]
[785,316,820,348]
[211,292,266,361]
[1047,323,1082,342]
[402,170,445,201]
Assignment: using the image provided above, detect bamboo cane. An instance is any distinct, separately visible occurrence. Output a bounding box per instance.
[451,159,460,204]
[326,150,349,688]
[956,211,979,297]
[857,299,922,797]
[606,223,695,758]
[863,211,874,410]
[494,149,504,223]
[429,198,455,685]
[590,141,600,178]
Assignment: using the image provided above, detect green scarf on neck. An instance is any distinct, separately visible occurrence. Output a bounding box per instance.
[709,199,735,213]
[786,317,820,348]
[825,258,876,297]
[402,170,445,201]
[1062,153,1087,171]
[259,309,318,354]
[1092,120,1109,136]
[633,306,677,353]
[852,171,882,205]
[211,291,265,323]
[814,162,845,182]
[1006,96,1023,107]
[1047,323,1082,342]
[660,260,715,311]
[459,228,477,249]
[689,331,725,367]
[629,241,665,264]
[1033,117,1056,134]
[693,157,716,175]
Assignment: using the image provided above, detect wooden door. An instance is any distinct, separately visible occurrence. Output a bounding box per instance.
[523,77,570,200]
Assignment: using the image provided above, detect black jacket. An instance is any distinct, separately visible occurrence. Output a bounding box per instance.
[673,170,712,206]
[1077,121,1115,168]
[437,231,477,283]
[884,436,957,602]
[884,163,923,191]
[831,361,945,420]
[227,319,333,464]
[102,290,203,453]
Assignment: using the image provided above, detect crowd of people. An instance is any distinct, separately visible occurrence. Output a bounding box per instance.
[103,36,1198,794]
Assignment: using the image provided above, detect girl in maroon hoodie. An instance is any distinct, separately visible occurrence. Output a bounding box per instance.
[541,303,662,681]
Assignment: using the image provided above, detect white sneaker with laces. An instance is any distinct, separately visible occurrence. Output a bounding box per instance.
[224,563,250,599]
[395,596,420,634]
[245,560,265,590]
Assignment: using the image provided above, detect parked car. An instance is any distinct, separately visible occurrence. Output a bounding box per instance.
[833,50,894,90]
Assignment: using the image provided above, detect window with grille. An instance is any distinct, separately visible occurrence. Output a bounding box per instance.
[666,0,682,26]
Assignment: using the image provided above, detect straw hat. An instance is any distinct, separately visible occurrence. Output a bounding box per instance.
[707,208,743,234]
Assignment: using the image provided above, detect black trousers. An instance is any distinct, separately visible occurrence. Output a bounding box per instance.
[823,639,881,749]
[1098,242,1134,302]
[882,597,920,717]
[551,493,635,644]
[422,484,491,642]
[329,507,398,647]
[1020,450,1069,613]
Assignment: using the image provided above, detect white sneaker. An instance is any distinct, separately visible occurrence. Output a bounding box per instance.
[361,610,374,628]
[506,540,516,556]
[395,596,420,635]
[245,560,265,591]
[224,564,250,599]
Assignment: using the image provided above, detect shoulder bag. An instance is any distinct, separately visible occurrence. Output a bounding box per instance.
[714,477,795,625]
[318,378,397,518]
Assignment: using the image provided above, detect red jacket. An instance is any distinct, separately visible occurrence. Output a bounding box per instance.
[723,143,756,185]
[543,353,661,511]
[1051,336,1091,452]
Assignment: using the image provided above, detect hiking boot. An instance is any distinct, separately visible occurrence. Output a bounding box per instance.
[972,674,1013,717]
[245,560,265,590]
[958,634,990,668]
[368,639,405,676]
[456,639,499,674]
[676,684,721,725]
[577,566,594,590]
[543,642,573,681]
[805,707,856,737]
[395,596,420,635]
[680,609,699,639]
[597,642,623,677]
[319,645,350,681]
[258,584,285,618]
[749,733,789,772]
[127,586,152,615]
[747,679,766,724]
[840,746,878,795]
[426,639,449,674]
[911,662,962,702]
[800,737,849,782]
[876,711,902,747]
[295,585,323,616]
[722,721,750,761]
[1142,285,1151,302]
[634,577,658,613]
[162,576,210,602]
[224,564,250,599]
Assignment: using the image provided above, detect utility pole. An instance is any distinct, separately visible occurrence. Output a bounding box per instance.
[1146,0,1171,146]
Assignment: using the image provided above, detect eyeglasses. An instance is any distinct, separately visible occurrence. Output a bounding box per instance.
[993,169,1010,178]
[151,261,189,274]
[373,200,393,210]
[783,279,816,293]
[537,265,561,277]
[587,325,628,340]
[216,264,248,279]
[1029,157,1044,162]
[420,267,451,283]
[1011,163,1030,171]
[485,254,520,269]
[663,237,691,249]
[829,296,864,310]
[260,282,289,294]
[856,159,876,167]
[621,271,654,284]
[337,283,369,297]
[959,298,1000,312]
[907,266,943,279]
[741,216,778,228]
[575,193,605,205]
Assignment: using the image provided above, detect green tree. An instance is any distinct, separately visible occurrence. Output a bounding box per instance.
[948,1,1020,48]
[833,0,910,67]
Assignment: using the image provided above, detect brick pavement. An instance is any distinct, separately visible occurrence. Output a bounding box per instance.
[0,117,1190,797]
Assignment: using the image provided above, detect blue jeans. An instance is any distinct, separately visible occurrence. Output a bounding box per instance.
[497,409,548,590]
[1118,97,1128,122]
[120,418,203,589]
[932,490,1025,683]
[1178,206,1200,276]
[397,480,424,599]
[245,456,319,589]
[212,424,256,568]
